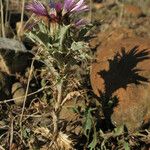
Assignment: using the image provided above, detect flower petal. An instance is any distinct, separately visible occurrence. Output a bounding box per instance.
[75,19,87,27]
[64,0,76,12]
[55,2,63,13]
[26,0,48,16]
[70,0,89,13]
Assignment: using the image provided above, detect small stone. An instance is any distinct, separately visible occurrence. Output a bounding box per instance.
[11,82,28,106]
[93,3,104,10]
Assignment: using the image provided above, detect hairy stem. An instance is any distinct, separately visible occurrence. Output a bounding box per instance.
[45,56,64,136]
[53,79,63,136]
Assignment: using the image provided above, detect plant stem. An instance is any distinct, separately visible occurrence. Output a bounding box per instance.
[53,79,63,137]
[45,55,64,137]
[56,80,63,111]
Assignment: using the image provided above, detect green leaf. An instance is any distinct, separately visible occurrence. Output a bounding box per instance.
[124,142,130,150]
[41,78,46,87]
[26,29,53,49]
[38,22,48,33]
[71,107,80,114]
[59,25,71,51]
[26,31,47,48]
[22,127,31,139]
[36,32,52,46]
[88,125,97,150]
[114,125,124,136]
[71,41,91,62]
[83,108,94,138]
[71,41,87,51]
[26,31,40,43]
[77,24,93,40]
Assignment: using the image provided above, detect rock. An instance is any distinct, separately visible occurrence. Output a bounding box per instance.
[123,4,143,17]
[89,27,134,49]
[93,3,104,10]
[0,120,7,130]
[11,82,31,106]
[90,30,150,132]
[0,37,26,51]
[0,37,32,75]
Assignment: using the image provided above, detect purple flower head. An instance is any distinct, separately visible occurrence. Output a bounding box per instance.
[26,0,89,27]
[71,0,89,12]
[55,2,63,13]
[49,1,63,13]
[63,0,89,13]
[64,0,76,12]
[26,0,48,16]
[26,0,59,24]
[48,2,63,22]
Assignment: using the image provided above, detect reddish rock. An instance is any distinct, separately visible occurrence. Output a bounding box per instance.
[123,4,143,17]
[90,30,150,132]
[89,27,134,50]
[93,3,104,10]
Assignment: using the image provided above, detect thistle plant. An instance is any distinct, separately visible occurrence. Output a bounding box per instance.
[25,0,91,146]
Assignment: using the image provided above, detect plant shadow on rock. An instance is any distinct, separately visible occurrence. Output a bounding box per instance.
[97,46,150,130]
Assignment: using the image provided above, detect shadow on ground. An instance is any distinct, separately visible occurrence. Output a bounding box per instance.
[97,46,150,130]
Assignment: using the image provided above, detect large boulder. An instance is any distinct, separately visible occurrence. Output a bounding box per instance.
[90,29,150,132]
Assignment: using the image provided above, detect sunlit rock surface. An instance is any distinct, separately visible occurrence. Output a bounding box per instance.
[90,28,150,132]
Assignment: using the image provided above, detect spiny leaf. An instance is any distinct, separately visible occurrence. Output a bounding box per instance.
[88,125,97,150]
[83,108,93,138]
[59,25,71,51]
[114,125,124,136]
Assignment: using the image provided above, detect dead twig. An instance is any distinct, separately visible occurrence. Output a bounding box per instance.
[0,0,5,37]
[9,115,14,150]
[0,86,51,104]
[18,0,25,40]
[19,55,35,139]
[61,91,81,106]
